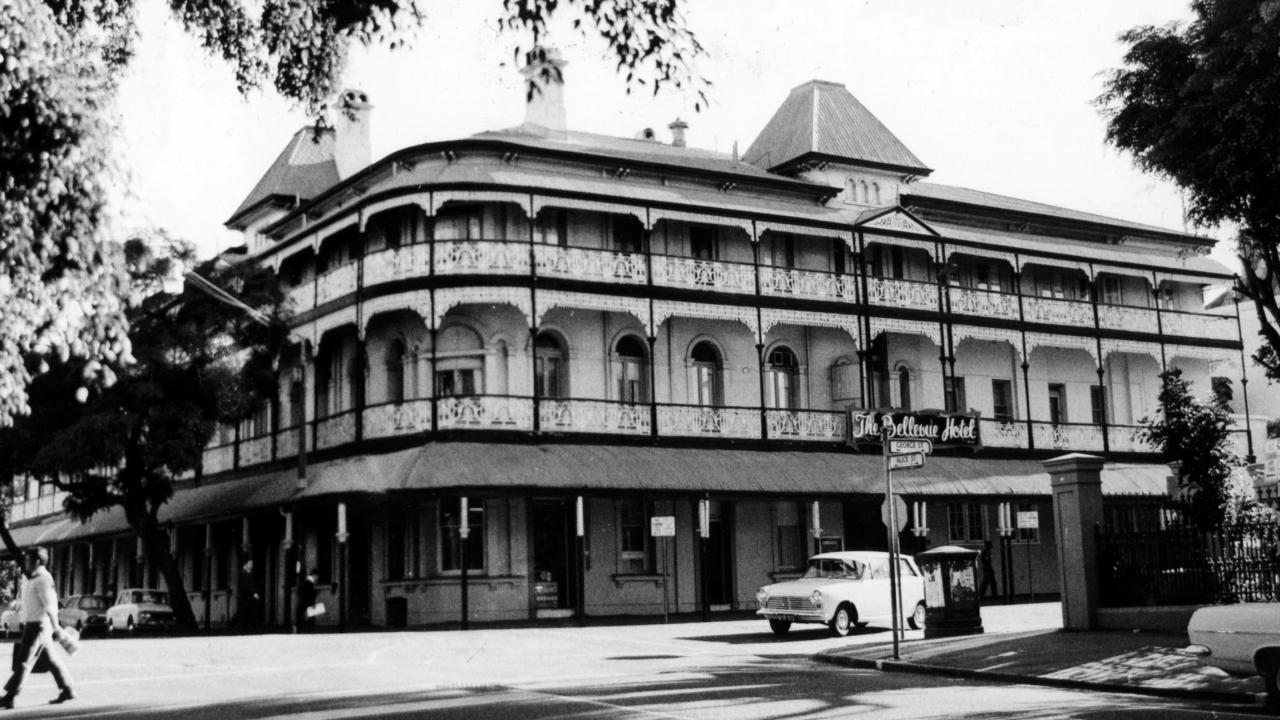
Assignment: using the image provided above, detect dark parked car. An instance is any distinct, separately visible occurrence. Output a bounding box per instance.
[58,594,111,634]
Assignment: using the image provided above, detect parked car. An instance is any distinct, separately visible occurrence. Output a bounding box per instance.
[106,589,176,633]
[756,550,927,636]
[58,594,112,634]
[1187,602,1280,700]
[0,600,19,637]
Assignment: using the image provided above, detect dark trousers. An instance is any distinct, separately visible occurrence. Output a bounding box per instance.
[979,570,998,598]
[5,624,71,698]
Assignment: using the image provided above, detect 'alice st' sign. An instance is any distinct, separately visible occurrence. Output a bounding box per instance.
[849,411,982,449]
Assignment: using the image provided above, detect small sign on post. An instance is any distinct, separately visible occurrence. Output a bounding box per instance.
[888,452,926,471]
[889,438,934,455]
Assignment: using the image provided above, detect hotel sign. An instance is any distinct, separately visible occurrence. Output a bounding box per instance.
[849,411,982,449]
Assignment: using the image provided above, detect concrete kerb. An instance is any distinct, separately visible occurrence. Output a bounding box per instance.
[812,651,1269,706]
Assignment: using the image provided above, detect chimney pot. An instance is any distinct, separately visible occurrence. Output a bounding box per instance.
[668,118,689,148]
[521,48,568,136]
[334,88,372,180]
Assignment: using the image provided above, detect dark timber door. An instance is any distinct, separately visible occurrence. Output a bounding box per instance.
[705,501,734,608]
[532,498,575,615]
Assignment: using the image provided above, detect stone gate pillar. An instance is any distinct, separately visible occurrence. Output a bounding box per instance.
[1044,453,1105,630]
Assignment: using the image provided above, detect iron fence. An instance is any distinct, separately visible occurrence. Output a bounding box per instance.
[1097,521,1280,607]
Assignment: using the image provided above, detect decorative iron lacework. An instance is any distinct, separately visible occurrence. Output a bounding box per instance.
[649,208,754,236]
[948,287,1020,320]
[1032,422,1104,452]
[760,308,860,343]
[1100,338,1161,360]
[861,233,937,256]
[533,244,647,284]
[868,317,942,346]
[433,287,532,328]
[536,291,650,331]
[1025,331,1098,364]
[433,190,532,217]
[364,244,432,286]
[1161,312,1234,339]
[316,264,358,306]
[530,197,646,225]
[756,220,848,243]
[1167,344,1233,364]
[1097,304,1159,334]
[310,305,358,344]
[361,291,433,334]
[652,300,759,337]
[359,192,431,230]
[859,210,934,236]
[309,216,359,251]
[944,245,1017,267]
[951,325,1022,351]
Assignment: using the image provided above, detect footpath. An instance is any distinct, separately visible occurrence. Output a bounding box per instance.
[816,603,1268,705]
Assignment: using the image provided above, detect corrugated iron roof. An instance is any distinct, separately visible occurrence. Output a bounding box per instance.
[744,80,931,175]
[227,128,340,228]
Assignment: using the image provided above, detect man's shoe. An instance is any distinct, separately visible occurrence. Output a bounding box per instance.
[0,693,14,709]
[49,688,74,705]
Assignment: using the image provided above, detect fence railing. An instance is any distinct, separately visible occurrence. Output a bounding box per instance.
[1097,521,1280,607]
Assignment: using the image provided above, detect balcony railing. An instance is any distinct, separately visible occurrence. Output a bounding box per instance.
[539,399,652,435]
[285,284,314,315]
[765,409,847,441]
[761,268,857,302]
[981,418,1027,448]
[316,264,358,306]
[655,255,755,295]
[865,276,937,311]
[240,433,274,467]
[365,243,431,287]
[950,287,1020,321]
[315,410,357,450]
[657,403,760,438]
[434,239,530,276]
[1023,296,1094,327]
[437,395,535,430]
[1161,309,1236,339]
[364,399,433,439]
[203,441,236,475]
[534,245,647,285]
[1107,425,1155,453]
[9,491,69,523]
[1032,421,1105,452]
[1097,304,1159,335]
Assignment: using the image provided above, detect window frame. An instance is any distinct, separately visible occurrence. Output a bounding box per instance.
[439,497,486,574]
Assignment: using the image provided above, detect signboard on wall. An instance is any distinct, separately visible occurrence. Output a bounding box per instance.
[650,516,675,537]
[849,411,982,449]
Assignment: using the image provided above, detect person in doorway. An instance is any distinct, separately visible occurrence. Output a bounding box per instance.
[234,559,260,630]
[2,547,74,708]
[295,568,318,632]
[978,539,998,600]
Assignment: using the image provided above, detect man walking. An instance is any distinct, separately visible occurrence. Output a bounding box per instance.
[2,547,74,708]
[978,539,999,600]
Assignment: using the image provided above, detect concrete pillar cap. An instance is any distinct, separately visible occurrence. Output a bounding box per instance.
[1043,452,1106,473]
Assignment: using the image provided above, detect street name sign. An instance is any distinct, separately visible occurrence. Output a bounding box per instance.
[650,516,675,537]
[888,452,925,471]
[888,438,933,455]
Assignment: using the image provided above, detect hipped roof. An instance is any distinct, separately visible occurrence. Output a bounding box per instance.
[226,128,340,228]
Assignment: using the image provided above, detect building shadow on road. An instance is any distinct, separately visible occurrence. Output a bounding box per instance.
[678,624,897,644]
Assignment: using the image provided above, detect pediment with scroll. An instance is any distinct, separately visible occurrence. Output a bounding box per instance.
[855,207,938,237]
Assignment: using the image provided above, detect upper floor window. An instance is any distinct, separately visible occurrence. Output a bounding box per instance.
[944,376,967,414]
[612,216,644,255]
[1048,383,1067,425]
[386,338,408,404]
[534,333,568,399]
[992,379,1015,422]
[615,335,649,404]
[1099,276,1123,306]
[829,356,859,403]
[1090,385,1107,426]
[435,325,484,397]
[765,346,799,409]
[691,341,724,407]
[870,182,881,204]
[314,339,348,417]
[690,226,717,260]
[860,181,870,203]
[896,365,912,410]
[434,205,483,241]
[367,208,417,251]
[538,209,568,246]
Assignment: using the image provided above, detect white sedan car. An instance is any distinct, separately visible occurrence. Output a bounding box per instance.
[1187,602,1280,700]
[106,588,176,633]
[756,550,926,636]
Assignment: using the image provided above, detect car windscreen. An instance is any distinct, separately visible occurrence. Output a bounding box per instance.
[79,597,108,610]
[801,559,862,579]
[130,591,169,605]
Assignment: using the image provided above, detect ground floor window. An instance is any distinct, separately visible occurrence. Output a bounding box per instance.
[440,498,485,572]
[387,502,422,580]
[618,499,653,574]
[774,502,807,571]
[947,503,985,543]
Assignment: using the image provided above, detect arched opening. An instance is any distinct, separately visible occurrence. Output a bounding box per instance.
[896,364,913,410]
[434,325,485,397]
[765,346,799,409]
[534,332,568,399]
[385,338,407,404]
[691,341,724,407]
[615,335,649,404]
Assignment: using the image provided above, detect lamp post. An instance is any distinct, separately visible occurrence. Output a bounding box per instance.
[336,502,348,630]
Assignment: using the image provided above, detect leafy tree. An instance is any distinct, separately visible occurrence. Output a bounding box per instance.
[0,236,289,631]
[0,0,707,428]
[1137,368,1241,530]
[1099,0,1280,379]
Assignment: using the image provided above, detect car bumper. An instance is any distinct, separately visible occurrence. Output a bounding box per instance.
[757,608,827,624]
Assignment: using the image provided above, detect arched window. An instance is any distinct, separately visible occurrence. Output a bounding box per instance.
[897,365,912,410]
[434,325,484,397]
[314,338,347,417]
[691,341,723,407]
[766,346,799,409]
[859,181,869,204]
[534,332,568,399]
[386,338,407,404]
[871,182,881,204]
[615,335,649,404]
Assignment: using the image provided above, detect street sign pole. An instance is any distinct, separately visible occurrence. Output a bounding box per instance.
[882,426,901,660]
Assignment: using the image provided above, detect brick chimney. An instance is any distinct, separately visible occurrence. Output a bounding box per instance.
[668,118,689,148]
[520,48,568,136]
[334,89,372,180]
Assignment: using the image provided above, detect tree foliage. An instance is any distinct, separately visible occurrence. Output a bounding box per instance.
[1137,369,1241,530]
[1099,0,1280,379]
[0,236,288,630]
[0,0,707,430]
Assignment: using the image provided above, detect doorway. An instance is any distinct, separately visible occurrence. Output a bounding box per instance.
[531,498,576,618]
[704,501,734,609]
[346,506,371,626]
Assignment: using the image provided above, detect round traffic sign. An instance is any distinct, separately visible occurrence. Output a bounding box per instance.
[881,494,909,532]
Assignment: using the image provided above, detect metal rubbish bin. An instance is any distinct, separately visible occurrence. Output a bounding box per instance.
[915,545,984,639]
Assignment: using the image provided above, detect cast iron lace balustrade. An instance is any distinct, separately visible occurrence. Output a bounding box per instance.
[949,287,1020,320]
[275,425,300,459]
[434,240,530,276]
[1032,421,1105,451]
[316,264,358,306]
[285,284,315,314]
[364,399,434,439]
[980,419,1027,448]
[765,410,847,440]
[315,411,357,450]
[866,277,938,311]
[1022,296,1094,327]
[760,268,857,302]
[539,399,652,435]
[534,246,648,284]
[657,404,760,438]
[437,395,535,430]
[1106,425,1156,453]
[203,442,235,475]
[1160,310,1235,339]
[656,256,756,295]
[1097,304,1159,334]
[239,434,273,467]
[365,244,431,286]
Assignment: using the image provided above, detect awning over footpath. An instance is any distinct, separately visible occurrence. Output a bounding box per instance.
[6,445,1170,545]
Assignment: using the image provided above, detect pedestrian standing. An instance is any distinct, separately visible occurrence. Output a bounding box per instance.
[234,559,260,630]
[978,539,998,600]
[295,568,318,632]
[2,547,74,709]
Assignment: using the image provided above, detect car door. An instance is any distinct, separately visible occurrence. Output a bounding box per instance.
[858,558,893,624]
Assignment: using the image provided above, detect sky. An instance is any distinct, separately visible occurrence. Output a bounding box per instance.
[113,0,1235,270]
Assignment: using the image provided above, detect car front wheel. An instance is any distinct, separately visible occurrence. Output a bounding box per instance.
[829,604,856,637]
[908,602,926,630]
[768,619,791,635]
[127,617,136,633]
[1263,654,1280,702]
[106,619,114,634]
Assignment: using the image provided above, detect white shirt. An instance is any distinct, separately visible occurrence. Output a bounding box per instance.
[19,566,58,628]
